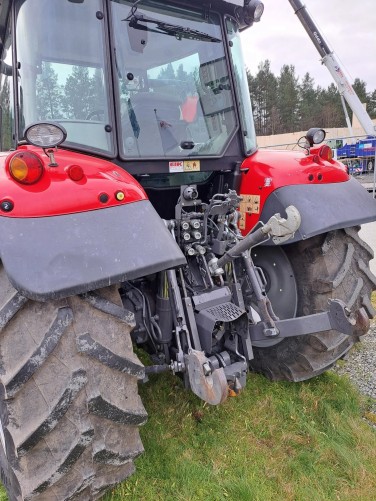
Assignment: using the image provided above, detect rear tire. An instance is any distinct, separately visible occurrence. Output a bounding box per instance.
[0,263,147,500]
[250,227,376,381]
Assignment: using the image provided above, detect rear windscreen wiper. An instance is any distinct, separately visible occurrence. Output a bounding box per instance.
[124,14,221,43]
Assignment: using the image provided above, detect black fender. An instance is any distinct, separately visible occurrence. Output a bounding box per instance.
[0,200,186,301]
[259,177,376,244]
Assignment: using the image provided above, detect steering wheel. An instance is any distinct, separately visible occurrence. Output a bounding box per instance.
[86,109,105,121]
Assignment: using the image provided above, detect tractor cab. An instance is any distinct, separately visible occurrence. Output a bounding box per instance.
[0,0,262,174]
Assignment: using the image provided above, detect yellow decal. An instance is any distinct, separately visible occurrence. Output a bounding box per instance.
[184,160,200,172]
[240,194,260,215]
[238,211,246,230]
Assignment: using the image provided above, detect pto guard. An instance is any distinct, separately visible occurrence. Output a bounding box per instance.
[0,200,186,301]
[259,177,376,244]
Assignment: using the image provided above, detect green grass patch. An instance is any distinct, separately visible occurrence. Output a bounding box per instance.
[101,371,376,501]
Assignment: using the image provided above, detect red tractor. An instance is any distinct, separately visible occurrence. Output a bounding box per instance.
[0,0,375,499]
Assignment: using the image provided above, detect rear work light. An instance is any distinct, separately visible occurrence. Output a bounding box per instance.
[9,152,44,185]
[24,122,67,149]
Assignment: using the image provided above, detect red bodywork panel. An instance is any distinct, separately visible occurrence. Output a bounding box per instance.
[0,146,147,218]
[239,149,349,234]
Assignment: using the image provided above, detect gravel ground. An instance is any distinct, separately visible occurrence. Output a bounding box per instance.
[359,222,376,275]
[333,321,376,414]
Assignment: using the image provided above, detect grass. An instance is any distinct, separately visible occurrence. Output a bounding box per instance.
[0,294,375,501]
[1,378,376,501]
[102,292,376,501]
[101,370,376,501]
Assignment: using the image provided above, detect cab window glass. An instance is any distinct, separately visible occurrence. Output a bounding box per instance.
[111,0,238,159]
[0,25,15,151]
[15,0,113,155]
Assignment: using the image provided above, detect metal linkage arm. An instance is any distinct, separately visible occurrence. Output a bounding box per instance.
[217,205,301,269]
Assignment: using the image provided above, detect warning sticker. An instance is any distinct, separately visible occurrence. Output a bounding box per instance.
[238,194,261,230]
[169,160,200,173]
[169,161,184,173]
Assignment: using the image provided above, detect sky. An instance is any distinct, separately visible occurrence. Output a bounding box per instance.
[241,0,376,92]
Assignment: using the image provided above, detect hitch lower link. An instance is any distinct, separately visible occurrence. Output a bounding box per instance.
[249,298,358,342]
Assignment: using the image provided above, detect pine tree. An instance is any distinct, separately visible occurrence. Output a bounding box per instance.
[248,60,278,135]
[0,76,13,150]
[63,66,92,119]
[277,65,299,133]
[317,83,346,128]
[298,72,318,130]
[36,62,64,120]
[247,62,376,134]
[157,63,175,80]
[352,78,368,104]
[368,89,376,119]
[87,69,106,120]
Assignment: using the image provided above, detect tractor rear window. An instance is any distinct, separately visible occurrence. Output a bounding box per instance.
[111,0,238,159]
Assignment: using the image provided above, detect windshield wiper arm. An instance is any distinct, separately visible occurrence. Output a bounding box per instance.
[124,14,221,43]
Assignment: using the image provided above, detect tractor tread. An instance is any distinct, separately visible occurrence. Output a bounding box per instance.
[0,291,28,332]
[362,294,376,318]
[88,394,148,425]
[0,266,146,501]
[80,292,135,326]
[93,446,142,465]
[308,331,349,352]
[5,306,74,397]
[18,369,88,457]
[251,228,376,382]
[27,428,94,499]
[76,332,144,378]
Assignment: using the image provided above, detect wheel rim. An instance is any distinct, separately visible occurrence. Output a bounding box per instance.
[250,246,298,347]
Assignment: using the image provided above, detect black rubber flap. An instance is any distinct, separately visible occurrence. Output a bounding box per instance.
[0,200,186,301]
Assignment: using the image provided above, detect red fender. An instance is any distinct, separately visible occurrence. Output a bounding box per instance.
[0,146,147,218]
[238,149,348,234]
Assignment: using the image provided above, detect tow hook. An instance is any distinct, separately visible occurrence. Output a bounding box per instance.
[344,306,352,316]
[202,361,212,376]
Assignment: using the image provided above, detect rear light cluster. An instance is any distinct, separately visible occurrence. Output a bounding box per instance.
[66,164,84,181]
[318,145,333,161]
[7,152,87,185]
[9,152,44,185]
[6,151,126,206]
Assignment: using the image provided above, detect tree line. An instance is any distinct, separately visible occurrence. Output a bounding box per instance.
[247,60,376,136]
[36,63,105,121]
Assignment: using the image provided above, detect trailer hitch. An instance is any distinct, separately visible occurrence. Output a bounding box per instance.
[249,299,360,341]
